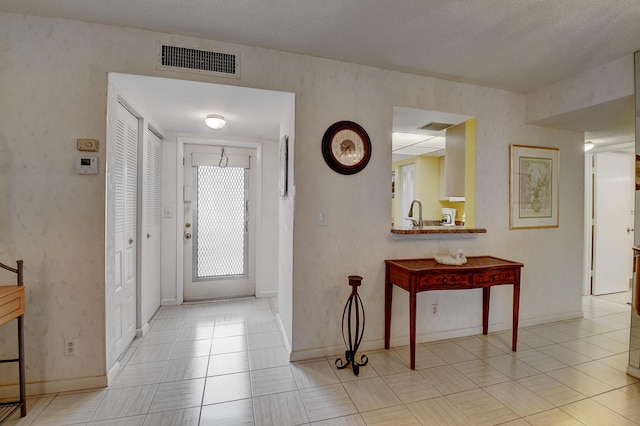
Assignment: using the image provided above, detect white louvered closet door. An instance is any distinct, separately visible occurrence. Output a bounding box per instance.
[139,128,162,329]
[114,102,138,358]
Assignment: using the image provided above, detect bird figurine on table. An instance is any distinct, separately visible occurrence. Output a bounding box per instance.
[434,249,467,265]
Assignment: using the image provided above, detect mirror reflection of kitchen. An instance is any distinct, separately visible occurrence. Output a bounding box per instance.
[392,107,476,228]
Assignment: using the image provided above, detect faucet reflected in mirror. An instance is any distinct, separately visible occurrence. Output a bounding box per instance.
[406,199,423,228]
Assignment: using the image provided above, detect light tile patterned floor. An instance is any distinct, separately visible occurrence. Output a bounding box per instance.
[5,294,640,425]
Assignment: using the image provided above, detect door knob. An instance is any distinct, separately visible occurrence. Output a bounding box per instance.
[185,233,192,240]
[147,233,151,239]
[628,227,635,233]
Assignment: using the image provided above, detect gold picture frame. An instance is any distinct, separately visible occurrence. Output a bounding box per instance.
[510,144,559,229]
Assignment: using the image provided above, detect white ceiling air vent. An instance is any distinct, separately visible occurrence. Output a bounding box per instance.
[159,44,240,78]
[418,122,453,132]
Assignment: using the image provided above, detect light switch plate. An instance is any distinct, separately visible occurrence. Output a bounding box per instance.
[77,139,99,152]
[317,209,328,226]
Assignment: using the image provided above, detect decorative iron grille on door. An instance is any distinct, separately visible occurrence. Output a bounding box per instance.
[193,165,249,279]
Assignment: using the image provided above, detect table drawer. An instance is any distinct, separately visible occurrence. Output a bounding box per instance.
[0,286,25,326]
[420,273,470,289]
[474,269,516,285]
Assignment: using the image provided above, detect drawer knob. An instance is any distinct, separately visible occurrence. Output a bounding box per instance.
[442,277,448,284]
[492,275,496,281]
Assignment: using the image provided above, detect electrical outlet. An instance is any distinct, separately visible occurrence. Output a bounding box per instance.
[432,304,438,315]
[64,337,77,356]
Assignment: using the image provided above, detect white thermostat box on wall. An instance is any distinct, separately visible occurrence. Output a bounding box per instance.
[76,156,99,174]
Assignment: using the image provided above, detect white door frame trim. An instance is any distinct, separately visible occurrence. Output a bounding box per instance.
[175,136,264,305]
[582,141,635,296]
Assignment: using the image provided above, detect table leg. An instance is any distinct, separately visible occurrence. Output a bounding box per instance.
[409,292,416,370]
[512,282,520,351]
[482,287,490,335]
[18,314,26,416]
[384,269,392,350]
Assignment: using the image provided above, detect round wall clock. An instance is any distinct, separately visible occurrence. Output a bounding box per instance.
[321,121,372,175]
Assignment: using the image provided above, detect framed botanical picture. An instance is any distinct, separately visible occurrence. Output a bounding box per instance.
[510,144,559,229]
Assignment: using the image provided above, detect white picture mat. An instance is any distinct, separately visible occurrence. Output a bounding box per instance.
[510,144,559,229]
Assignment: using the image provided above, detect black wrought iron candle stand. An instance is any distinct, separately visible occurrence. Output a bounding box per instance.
[335,275,368,375]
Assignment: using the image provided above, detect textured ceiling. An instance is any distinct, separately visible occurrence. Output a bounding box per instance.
[2,0,640,93]
[3,0,639,146]
[110,74,294,139]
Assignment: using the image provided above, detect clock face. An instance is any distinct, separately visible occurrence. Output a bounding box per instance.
[331,129,365,166]
[322,121,371,175]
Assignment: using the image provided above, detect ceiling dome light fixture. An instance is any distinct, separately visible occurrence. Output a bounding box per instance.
[205,114,226,130]
[584,141,594,152]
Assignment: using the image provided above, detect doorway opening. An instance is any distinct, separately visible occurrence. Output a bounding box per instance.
[585,148,635,296]
[183,144,257,301]
[105,73,296,377]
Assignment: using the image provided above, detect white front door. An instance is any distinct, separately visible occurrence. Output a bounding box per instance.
[593,151,635,295]
[183,144,256,301]
[113,102,138,357]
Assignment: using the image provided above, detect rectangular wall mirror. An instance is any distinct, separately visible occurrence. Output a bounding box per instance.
[392,107,476,228]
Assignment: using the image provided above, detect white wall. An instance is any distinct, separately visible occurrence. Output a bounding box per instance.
[288,69,585,358]
[160,134,179,305]
[525,54,634,124]
[278,102,296,349]
[257,135,281,299]
[1,14,113,393]
[0,11,609,391]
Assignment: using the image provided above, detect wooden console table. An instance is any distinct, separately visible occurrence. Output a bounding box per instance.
[384,256,523,369]
[0,260,26,423]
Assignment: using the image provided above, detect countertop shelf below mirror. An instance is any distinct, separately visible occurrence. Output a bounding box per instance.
[390,226,487,239]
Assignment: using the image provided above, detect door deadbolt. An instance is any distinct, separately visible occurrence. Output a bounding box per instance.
[184,233,192,240]
[185,223,191,228]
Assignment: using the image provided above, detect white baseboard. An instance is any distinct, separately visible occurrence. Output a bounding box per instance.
[0,375,107,398]
[275,314,292,356]
[107,361,122,387]
[162,294,276,305]
[627,364,640,379]
[256,291,277,299]
[289,311,586,362]
[518,310,584,328]
[290,344,346,362]
[289,327,483,362]
[136,322,150,338]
